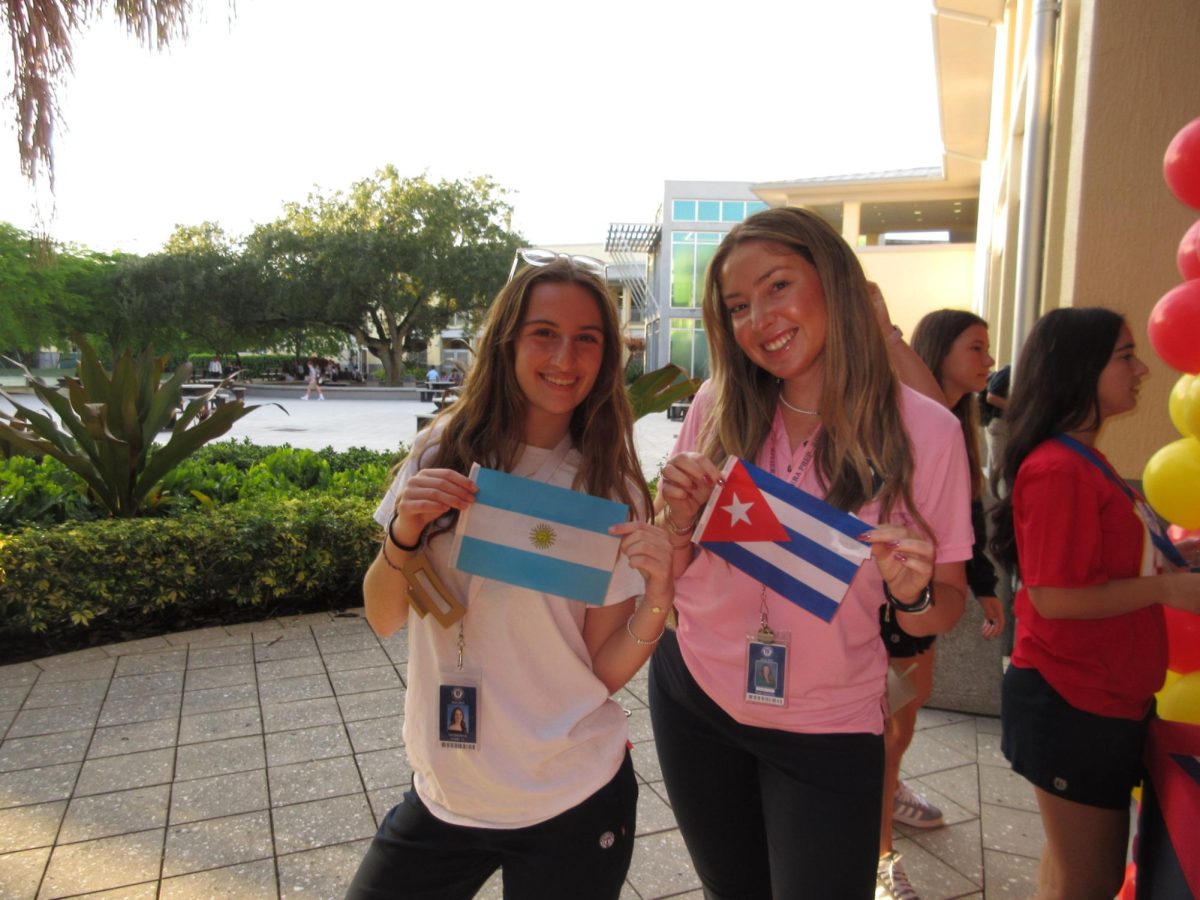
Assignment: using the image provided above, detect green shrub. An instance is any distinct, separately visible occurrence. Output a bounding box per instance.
[0,456,99,527]
[0,494,378,639]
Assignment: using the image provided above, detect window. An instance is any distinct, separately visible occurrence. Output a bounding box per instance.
[671,198,768,223]
[670,318,710,379]
[671,232,721,307]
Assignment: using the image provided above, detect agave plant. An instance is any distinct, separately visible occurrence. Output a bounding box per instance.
[627,363,701,420]
[0,337,280,518]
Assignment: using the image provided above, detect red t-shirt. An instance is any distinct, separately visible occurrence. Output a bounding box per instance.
[1010,439,1165,719]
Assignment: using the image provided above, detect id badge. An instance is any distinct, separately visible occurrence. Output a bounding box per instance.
[438,669,481,751]
[745,631,790,707]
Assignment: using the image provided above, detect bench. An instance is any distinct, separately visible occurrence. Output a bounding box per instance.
[667,401,691,421]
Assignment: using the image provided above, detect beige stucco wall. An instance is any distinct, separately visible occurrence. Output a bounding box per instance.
[1046,0,1200,476]
[981,0,1200,477]
[860,243,978,335]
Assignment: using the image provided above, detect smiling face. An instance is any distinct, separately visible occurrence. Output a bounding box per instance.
[1096,323,1149,420]
[719,240,828,401]
[940,323,994,403]
[513,281,606,448]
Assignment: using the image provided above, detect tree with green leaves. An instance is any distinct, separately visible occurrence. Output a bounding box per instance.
[249,168,523,385]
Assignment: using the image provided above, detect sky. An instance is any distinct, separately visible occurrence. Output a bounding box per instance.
[0,0,944,255]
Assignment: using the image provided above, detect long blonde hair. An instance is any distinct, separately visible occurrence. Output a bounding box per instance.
[423,258,650,532]
[700,207,922,526]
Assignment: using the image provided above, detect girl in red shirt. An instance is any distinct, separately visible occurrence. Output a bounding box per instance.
[991,307,1200,899]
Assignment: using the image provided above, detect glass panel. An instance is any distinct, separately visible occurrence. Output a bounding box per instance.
[697,201,720,222]
[694,243,717,302]
[671,244,695,308]
[747,201,768,215]
[694,328,710,380]
[670,329,693,371]
[672,200,696,222]
[722,201,744,222]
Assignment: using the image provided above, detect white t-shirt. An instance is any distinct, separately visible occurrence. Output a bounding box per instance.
[374,436,644,828]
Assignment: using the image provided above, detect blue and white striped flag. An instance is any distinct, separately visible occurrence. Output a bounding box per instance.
[694,457,872,622]
[450,464,628,605]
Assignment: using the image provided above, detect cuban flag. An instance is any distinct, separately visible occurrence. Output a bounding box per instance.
[694,457,872,622]
[1138,718,1200,898]
[449,464,628,605]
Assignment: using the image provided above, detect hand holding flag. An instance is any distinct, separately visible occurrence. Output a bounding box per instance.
[694,457,872,622]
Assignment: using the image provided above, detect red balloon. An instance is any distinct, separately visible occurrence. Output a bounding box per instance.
[1164,606,1200,674]
[1180,220,1200,281]
[1164,117,1200,209]
[1149,280,1200,373]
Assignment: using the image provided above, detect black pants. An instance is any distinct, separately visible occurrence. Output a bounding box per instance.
[345,751,637,900]
[650,630,884,900]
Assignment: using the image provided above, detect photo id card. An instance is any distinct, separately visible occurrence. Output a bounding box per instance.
[745,634,789,707]
[438,675,480,750]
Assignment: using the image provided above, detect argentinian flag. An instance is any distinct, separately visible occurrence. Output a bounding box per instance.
[450,464,628,605]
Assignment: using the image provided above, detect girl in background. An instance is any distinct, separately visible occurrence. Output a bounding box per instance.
[991,307,1200,899]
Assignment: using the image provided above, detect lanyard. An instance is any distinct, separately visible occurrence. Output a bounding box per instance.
[767,425,821,487]
[1053,434,1190,570]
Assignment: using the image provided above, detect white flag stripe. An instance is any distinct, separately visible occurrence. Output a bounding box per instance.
[764,494,871,562]
[464,505,621,571]
[739,538,852,598]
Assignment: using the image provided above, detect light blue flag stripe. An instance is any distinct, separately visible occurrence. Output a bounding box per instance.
[708,540,842,622]
[745,460,870,539]
[457,535,613,605]
[475,468,627,533]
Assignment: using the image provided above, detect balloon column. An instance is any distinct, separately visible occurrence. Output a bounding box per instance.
[1148,116,1200,725]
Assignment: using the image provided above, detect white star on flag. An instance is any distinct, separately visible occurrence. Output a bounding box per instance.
[722,493,754,527]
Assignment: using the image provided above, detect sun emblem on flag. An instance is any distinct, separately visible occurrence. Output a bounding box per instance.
[529,523,557,550]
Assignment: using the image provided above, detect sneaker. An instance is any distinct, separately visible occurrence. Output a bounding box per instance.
[318,395,325,400]
[877,851,920,900]
[301,395,308,400]
[893,781,944,829]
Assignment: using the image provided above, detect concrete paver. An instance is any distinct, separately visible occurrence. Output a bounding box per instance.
[0,397,1044,897]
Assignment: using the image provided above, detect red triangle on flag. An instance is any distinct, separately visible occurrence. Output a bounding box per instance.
[698,460,790,543]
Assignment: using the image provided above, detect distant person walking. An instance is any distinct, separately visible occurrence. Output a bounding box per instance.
[303,356,325,400]
[207,356,223,379]
[425,365,440,384]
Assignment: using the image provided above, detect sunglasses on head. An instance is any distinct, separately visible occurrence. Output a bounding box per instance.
[510,247,607,281]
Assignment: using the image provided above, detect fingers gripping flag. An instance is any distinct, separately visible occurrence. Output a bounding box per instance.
[694,457,872,622]
[450,464,628,605]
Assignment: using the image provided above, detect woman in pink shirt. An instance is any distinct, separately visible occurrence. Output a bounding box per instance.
[651,208,973,898]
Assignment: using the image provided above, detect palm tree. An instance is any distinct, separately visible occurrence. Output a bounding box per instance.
[3,0,193,188]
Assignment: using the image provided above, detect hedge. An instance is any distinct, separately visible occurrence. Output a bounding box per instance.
[0,494,379,640]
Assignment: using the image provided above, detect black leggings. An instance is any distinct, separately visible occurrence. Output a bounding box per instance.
[649,630,883,899]
[345,751,637,900]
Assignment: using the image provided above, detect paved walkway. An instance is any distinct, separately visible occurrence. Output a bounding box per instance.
[0,392,1045,898]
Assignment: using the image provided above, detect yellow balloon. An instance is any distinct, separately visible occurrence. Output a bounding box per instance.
[1143,437,1200,529]
[1169,375,1196,437]
[1160,668,1184,695]
[1186,377,1200,438]
[1158,670,1200,725]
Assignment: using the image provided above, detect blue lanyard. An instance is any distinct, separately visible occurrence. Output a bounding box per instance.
[1053,434,1191,570]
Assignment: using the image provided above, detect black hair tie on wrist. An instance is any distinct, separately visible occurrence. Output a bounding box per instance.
[387,512,423,552]
[883,581,933,614]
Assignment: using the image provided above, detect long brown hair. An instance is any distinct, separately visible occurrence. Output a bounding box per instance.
[421,258,650,532]
[700,207,922,528]
[911,309,987,499]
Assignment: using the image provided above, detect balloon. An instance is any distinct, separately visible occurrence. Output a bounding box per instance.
[1179,220,1200,280]
[1148,280,1200,373]
[1164,607,1200,673]
[1160,668,1183,695]
[1142,437,1200,529]
[1157,671,1200,724]
[1164,117,1200,209]
[1166,374,1195,439]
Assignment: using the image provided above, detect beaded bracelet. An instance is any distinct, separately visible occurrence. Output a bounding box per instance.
[661,504,698,536]
[883,581,933,614]
[625,614,666,646]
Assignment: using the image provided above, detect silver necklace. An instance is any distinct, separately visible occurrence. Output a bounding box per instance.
[778,393,820,416]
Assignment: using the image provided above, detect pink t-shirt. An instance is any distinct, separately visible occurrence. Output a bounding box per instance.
[671,381,973,734]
